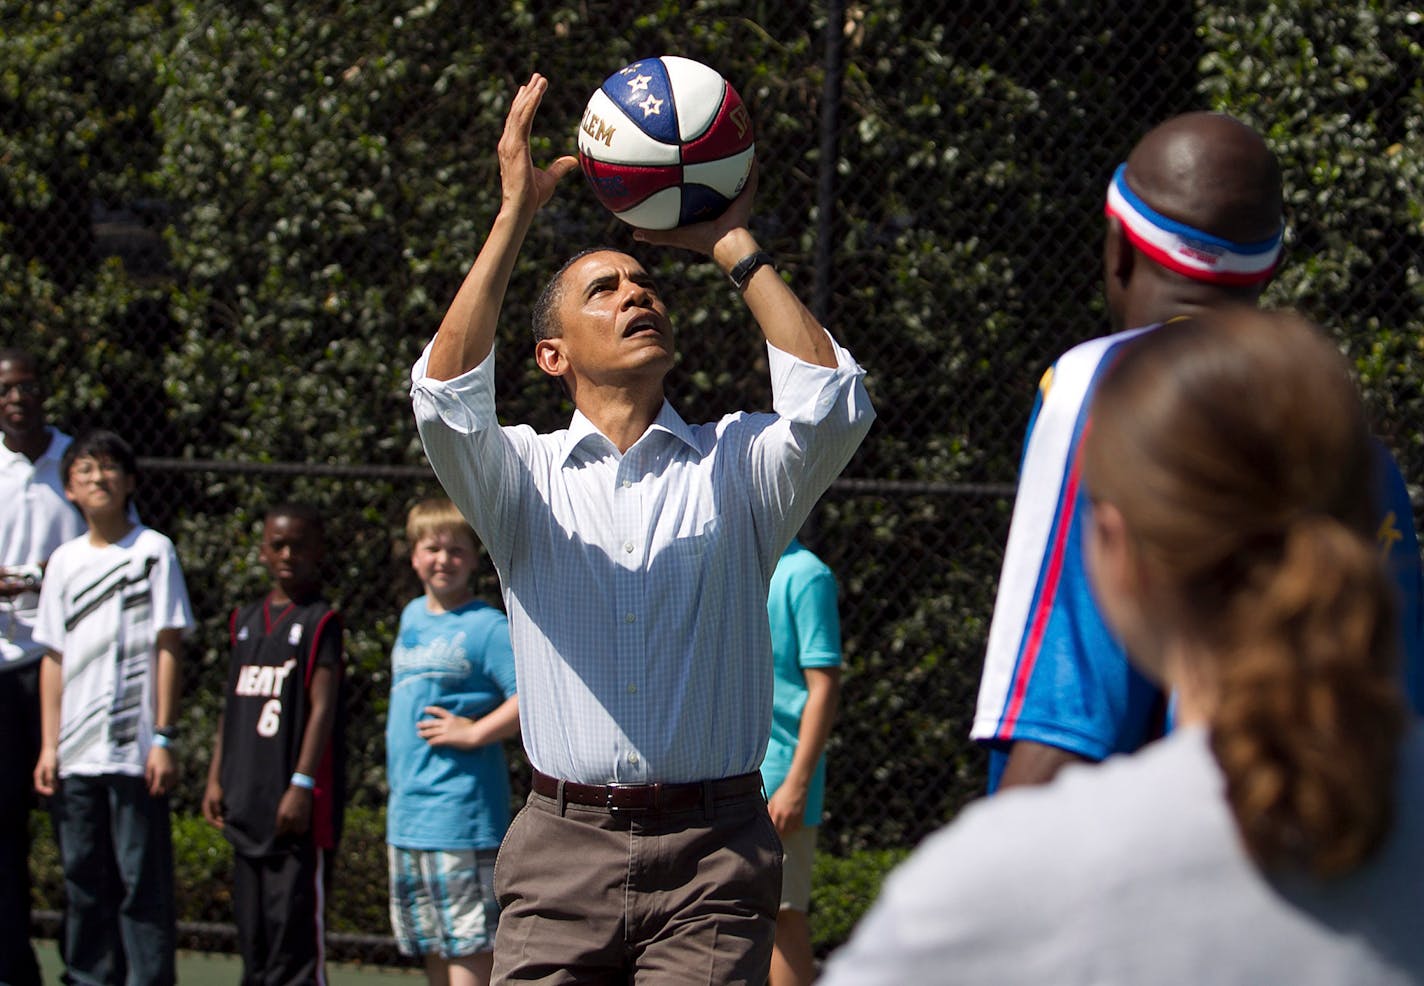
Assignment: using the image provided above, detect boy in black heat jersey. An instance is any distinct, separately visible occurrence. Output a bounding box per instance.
[203,503,345,985]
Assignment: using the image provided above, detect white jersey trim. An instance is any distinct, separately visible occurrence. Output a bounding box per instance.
[971,327,1153,740]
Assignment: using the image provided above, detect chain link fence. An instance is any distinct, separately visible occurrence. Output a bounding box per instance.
[9,0,1423,952]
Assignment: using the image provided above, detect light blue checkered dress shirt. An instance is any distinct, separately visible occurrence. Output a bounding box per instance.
[411,332,873,784]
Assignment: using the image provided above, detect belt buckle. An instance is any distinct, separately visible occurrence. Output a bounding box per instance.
[605,782,646,812]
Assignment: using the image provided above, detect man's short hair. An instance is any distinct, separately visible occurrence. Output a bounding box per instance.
[0,349,38,373]
[531,246,629,343]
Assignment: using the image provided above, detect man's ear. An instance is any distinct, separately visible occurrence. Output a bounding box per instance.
[534,338,568,379]
[1104,215,1135,286]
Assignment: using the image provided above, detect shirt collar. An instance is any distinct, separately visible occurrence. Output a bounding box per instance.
[0,426,59,468]
[559,400,700,464]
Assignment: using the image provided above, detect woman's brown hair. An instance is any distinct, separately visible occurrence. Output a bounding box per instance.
[1082,308,1405,876]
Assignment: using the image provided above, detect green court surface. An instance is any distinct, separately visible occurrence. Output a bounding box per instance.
[35,940,423,984]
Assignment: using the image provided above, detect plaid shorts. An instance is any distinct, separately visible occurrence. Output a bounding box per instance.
[388,846,500,958]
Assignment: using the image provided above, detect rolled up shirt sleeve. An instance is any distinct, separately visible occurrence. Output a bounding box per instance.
[767,330,870,426]
[410,341,525,570]
[749,329,875,561]
[410,339,500,437]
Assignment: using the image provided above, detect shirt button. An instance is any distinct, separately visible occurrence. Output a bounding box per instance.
[622,479,632,488]
[625,613,636,623]
[628,753,640,764]
[623,541,635,553]
[627,683,637,694]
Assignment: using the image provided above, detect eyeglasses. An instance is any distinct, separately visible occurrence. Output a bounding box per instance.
[0,381,41,399]
[68,458,125,480]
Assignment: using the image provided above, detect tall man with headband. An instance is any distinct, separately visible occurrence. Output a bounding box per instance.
[972,111,1424,790]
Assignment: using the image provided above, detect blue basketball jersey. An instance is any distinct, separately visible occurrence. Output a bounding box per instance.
[972,324,1424,792]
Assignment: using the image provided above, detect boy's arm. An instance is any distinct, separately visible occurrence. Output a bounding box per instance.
[417,695,520,750]
[33,652,62,796]
[767,667,842,836]
[144,627,182,797]
[202,712,226,829]
[274,662,339,838]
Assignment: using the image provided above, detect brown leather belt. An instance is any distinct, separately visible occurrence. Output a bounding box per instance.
[531,769,764,813]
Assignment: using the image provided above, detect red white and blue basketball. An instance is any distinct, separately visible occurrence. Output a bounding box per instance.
[578,56,755,230]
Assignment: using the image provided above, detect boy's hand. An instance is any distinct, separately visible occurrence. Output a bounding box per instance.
[33,746,58,797]
[145,745,176,797]
[202,779,225,829]
[275,786,313,838]
[767,782,808,838]
[417,705,483,750]
[0,564,40,597]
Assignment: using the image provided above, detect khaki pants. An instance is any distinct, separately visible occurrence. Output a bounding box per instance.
[492,784,782,985]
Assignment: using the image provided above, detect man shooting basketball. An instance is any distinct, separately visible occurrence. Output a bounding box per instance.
[411,72,874,985]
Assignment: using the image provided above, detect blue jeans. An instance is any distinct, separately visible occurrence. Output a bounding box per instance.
[52,773,175,986]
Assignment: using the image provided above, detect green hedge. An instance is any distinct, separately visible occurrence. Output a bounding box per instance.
[7,0,1422,869]
[30,806,390,935]
[810,847,910,955]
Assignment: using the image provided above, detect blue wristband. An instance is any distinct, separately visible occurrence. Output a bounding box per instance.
[151,733,171,750]
[289,772,316,790]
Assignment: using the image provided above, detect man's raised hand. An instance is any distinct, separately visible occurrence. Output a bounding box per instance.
[500,73,579,221]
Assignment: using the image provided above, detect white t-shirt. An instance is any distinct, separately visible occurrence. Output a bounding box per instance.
[821,725,1424,986]
[34,525,194,778]
[0,429,84,667]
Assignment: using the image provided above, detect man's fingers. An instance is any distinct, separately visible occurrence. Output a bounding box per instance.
[548,155,580,182]
[508,73,548,136]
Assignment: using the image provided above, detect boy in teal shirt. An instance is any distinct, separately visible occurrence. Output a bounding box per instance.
[761,538,843,986]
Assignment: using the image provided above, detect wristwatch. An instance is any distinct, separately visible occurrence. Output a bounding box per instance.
[728,251,775,291]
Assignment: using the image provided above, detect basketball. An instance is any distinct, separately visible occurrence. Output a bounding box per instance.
[577,56,755,230]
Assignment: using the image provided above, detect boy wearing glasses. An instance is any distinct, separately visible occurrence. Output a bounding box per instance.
[32,430,193,986]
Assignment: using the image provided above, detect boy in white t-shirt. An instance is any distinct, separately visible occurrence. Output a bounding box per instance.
[32,430,194,986]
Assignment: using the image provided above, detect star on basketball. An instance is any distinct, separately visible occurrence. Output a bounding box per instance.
[626,73,652,94]
[638,95,663,118]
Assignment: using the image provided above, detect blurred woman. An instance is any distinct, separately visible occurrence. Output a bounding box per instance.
[820,309,1424,985]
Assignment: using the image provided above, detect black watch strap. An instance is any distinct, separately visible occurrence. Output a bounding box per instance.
[728,251,775,291]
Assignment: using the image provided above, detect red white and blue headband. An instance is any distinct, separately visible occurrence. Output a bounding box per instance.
[1104,164,1284,286]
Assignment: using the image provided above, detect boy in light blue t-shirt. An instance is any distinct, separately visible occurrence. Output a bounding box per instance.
[387,499,519,986]
[761,538,843,986]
